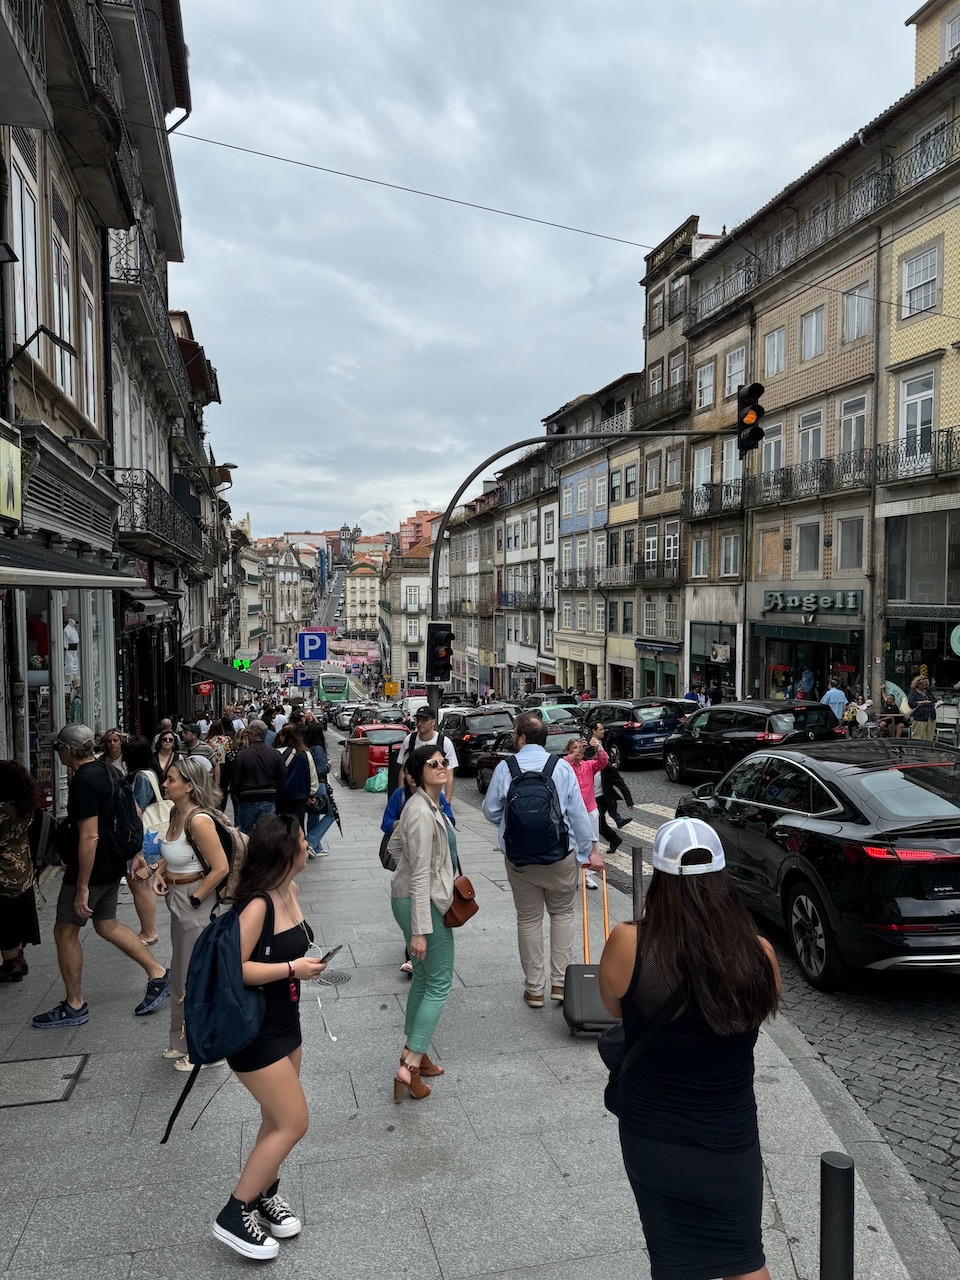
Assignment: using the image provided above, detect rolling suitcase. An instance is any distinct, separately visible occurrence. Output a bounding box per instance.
[563,867,618,1036]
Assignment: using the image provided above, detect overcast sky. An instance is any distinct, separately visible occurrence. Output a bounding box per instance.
[169,0,915,539]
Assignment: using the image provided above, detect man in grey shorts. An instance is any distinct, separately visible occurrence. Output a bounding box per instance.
[32,725,170,1029]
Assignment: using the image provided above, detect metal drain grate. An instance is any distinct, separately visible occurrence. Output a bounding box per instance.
[317,971,350,986]
[0,1055,88,1108]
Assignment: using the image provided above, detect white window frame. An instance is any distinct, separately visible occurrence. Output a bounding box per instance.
[406,585,420,611]
[764,326,785,377]
[899,371,935,467]
[668,350,685,386]
[643,600,656,637]
[10,161,38,345]
[561,486,573,517]
[695,361,714,409]
[622,599,634,634]
[51,227,74,397]
[912,117,947,183]
[647,361,663,396]
[949,14,960,59]
[720,533,741,577]
[721,437,742,484]
[645,454,661,494]
[406,618,420,643]
[644,524,658,564]
[665,599,679,640]
[843,283,870,341]
[576,537,588,570]
[796,521,821,573]
[666,450,681,487]
[577,601,588,630]
[562,601,572,629]
[902,247,938,318]
[693,444,712,490]
[576,480,589,513]
[761,423,783,475]
[664,520,679,562]
[594,533,606,569]
[800,305,825,361]
[544,512,555,543]
[608,600,619,633]
[561,540,573,570]
[840,396,866,454]
[595,475,607,507]
[797,409,823,463]
[692,536,709,578]
[837,517,864,571]
[594,601,605,632]
[724,346,745,397]
[544,624,554,650]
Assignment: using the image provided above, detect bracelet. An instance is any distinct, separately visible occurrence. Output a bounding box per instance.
[287,961,296,979]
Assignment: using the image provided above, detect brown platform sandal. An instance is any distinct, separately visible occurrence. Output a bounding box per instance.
[393,1053,432,1102]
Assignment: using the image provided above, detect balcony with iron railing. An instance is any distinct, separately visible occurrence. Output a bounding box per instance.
[637,558,684,585]
[680,480,744,519]
[633,380,692,429]
[494,470,557,507]
[498,590,542,609]
[742,449,873,507]
[449,598,480,616]
[109,227,191,409]
[684,118,960,336]
[4,0,52,126]
[113,468,199,559]
[559,568,601,590]
[876,428,960,484]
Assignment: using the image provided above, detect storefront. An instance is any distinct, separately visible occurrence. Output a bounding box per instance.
[884,610,960,696]
[632,643,680,697]
[748,584,866,701]
[687,622,737,699]
[608,663,635,699]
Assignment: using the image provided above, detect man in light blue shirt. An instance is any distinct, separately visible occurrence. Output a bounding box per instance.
[482,714,602,1008]
[820,679,848,722]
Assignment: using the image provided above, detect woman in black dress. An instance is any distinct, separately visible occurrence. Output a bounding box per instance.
[212,815,326,1262]
[599,817,781,1280]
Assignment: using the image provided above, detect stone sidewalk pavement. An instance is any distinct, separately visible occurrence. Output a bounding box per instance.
[0,777,957,1279]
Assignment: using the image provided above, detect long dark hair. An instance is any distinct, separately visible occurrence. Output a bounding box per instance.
[0,760,42,820]
[233,814,302,898]
[122,735,152,778]
[275,724,306,754]
[641,861,779,1036]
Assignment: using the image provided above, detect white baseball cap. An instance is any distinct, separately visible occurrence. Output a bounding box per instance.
[652,817,726,876]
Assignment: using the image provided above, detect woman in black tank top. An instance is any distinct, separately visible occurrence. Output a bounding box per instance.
[598,817,781,1280]
[212,815,327,1262]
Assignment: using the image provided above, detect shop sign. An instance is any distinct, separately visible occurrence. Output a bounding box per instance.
[0,438,22,522]
[762,589,862,615]
[196,681,213,697]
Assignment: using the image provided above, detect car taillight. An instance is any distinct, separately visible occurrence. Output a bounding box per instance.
[842,842,960,865]
[755,732,785,743]
[624,721,646,730]
[462,733,472,741]
[832,725,846,736]
[861,922,939,933]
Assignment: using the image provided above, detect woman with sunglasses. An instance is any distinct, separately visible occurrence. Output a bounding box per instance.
[152,729,181,786]
[388,744,458,1102]
[212,814,325,1261]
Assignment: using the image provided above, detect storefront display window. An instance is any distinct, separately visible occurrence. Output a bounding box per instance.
[24,588,54,799]
[885,620,960,695]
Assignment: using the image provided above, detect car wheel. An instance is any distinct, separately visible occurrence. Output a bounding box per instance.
[786,880,846,991]
[476,769,487,794]
[606,741,622,769]
[663,749,687,783]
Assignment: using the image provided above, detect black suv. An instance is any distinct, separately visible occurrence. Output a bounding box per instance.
[662,700,841,782]
[577,699,692,768]
[437,706,516,773]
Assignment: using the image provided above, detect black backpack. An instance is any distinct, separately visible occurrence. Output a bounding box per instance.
[502,755,569,867]
[98,761,143,872]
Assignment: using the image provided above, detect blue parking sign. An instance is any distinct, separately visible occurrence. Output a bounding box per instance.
[297,631,327,662]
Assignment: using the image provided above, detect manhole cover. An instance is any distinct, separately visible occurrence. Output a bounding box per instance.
[317,971,350,986]
[0,1055,87,1108]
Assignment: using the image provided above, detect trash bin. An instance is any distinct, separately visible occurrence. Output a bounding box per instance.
[346,737,370,789]
[387,740,403,795]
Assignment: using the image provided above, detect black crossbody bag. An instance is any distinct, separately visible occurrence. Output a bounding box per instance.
[598,988,684,1116]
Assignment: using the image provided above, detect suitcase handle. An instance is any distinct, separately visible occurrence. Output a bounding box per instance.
[581,865,610,966]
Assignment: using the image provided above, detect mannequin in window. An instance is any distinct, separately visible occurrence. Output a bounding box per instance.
[63,618,81,689]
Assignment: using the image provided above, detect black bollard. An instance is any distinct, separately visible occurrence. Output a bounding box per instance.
[631,846,644,920]
[820,1151,854,1280]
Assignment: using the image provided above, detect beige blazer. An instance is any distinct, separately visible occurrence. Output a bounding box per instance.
[389,790,455,935]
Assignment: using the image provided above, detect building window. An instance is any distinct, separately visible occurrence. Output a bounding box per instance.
[406,618,420,643]
[900,371,934,461]
[796,521,821,572]
[608,599,620,633]
[843,283,870,341]
[594,533,606,569]
[562,601,572,629]
[576,480,588,512]
[645,454,661,494]
[577,601,588,630]
[644,524,658,564]
[608,530,620,566]
[949,14,960,59]
[643,600,656,636]
[595,475,607,507]
[764,326,785,377]
[595,601,605,632]
[668,350,685,386]
[666,450,681,487]
[544,512,554,543]
[693,444,712,490]
[623,528,636,566]
[649,289,664,332]
[561,486,573,516]
[668,278,686,320]
[902,247,938,317]
[800,305,825,360]
[610,470,622,503]
[80,288,96,423]
[664,520,679,562]
[496,526,503,550]
[797,409,823,463]
[50,184,74,397]
[692,536,709,578]
[624,464,637,499]
[561,540,572,570]
[622,600,634,633]
[648,360,664,396]
[837,517,864,570]
[912,117,947,183]
[695,361,714,409]
[724,346,745,397]
[405,586,420,611]
[761,423,783,474]
[721,437,742,484]
[10,162,38,344]
[576,537,588,569]
[665,599,679,640]
[545,624,554,650]
[840,396,866,454]
[720,533,741,576]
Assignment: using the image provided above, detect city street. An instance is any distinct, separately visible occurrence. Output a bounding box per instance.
[349,732,960,1251]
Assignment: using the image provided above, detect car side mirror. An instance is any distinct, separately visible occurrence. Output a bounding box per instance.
[693,782,715,798]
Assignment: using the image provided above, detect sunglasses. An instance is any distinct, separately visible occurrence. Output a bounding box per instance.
[159,736,175,742]
[425,757,449,769]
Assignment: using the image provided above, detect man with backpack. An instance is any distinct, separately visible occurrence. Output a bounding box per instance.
[397,706,458,801]
[481,714,601,1009]
[32,724,170,1029]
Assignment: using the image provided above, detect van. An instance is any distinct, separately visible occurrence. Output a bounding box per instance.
[401,696,431,720]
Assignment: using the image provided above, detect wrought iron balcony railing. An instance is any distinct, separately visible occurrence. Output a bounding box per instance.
[109,227,191,407]
[11,0,45,79]
[638,558,684,584]
[494,470,557,506]
[113,468,198,557]
[632,380,692,429]
[559,568,600,590]
[498,590,541,609]
[742,450,873,506]
[876,428,960,482]
[680,480,743,519]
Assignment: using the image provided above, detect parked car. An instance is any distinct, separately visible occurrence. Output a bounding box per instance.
[575,698,693,768]
[675,739,960,989]
[523,704,583,730]
[437,707,516,774]
[350,705,407,730]
[519,691,580,709]
[441,691,477,706]
[334,702,363,731]
[339,724,409,782]
[475,729,573,792]
[662,700,842,782]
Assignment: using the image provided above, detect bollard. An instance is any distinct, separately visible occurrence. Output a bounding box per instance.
[820,1151,854,1280]
[631,845,644,921]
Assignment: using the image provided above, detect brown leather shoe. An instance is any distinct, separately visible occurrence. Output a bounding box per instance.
[550,986,564,1002]
[523,991,544,1008]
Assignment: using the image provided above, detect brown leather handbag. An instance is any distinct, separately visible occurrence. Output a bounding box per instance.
[443,857,479,928]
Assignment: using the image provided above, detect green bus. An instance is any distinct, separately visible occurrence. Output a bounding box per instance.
[318,672,350,703]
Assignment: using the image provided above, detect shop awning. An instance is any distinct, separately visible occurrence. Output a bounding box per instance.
[0,539,147,590]
[188,656,263,691]
[634,640,682,655]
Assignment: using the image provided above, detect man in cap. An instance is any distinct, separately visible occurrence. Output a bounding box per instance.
[33,725,170,1029]
[181,721,219,787]
[397,705,458,801]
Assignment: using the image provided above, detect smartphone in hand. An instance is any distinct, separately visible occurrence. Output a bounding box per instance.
[320,944,342,964]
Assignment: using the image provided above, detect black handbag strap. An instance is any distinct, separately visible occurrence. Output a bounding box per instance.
[616,987,685,1083]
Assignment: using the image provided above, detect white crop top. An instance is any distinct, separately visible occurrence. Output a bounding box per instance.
[160,830,203,876]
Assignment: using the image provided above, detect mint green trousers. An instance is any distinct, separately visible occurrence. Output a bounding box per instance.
[391,897,455,1053]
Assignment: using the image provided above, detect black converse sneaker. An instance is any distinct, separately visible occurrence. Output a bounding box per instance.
[213,1195,280,1260]
[256,1180,302,1238]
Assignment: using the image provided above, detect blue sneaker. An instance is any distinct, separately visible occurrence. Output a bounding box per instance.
[33,1000,90,1029]
[135,969,170,1016]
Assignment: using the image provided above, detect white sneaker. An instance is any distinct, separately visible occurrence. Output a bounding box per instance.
[585,873,599,890]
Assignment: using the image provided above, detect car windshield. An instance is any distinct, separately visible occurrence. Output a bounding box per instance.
[633,706,673,723]
[363,729,408,745]
[466,713,514,732]
[855,763,960,819]
[546,732,578,753]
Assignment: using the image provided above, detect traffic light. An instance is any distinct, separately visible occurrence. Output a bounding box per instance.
[737,382,765,458]
[425,622,455,683]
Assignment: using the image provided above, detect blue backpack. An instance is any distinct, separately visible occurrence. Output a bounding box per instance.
[160,894,274,1143]
[503,755,569,867]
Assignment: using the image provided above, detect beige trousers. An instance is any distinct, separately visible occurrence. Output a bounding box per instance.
[505,853,578,994]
